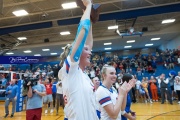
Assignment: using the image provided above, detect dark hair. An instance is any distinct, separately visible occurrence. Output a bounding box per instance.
[122,73,132,83]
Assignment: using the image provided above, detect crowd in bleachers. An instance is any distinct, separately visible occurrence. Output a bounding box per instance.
[1,48,180,105]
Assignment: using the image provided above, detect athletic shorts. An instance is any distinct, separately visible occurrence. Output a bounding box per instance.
[139,89,145,94]
[43,94,53,103]
[26,108,42,120]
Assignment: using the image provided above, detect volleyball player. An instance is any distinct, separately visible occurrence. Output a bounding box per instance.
[58,0,100,119]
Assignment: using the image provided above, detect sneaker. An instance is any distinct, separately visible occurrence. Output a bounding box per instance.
[145,100,147,103]
[4,114,9,118]
[45,109,48,114]
[50,109,54,113]
[10,114,14,118]
[156,100,158,102]
[153,100,155,102]
[178,101,180,104]
[150,100,153,104]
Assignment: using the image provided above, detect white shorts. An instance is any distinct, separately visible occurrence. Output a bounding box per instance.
[43,94,53,103]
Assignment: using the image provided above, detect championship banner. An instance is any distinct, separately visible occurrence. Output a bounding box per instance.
[16,80,23,112]
[0,56,47,64]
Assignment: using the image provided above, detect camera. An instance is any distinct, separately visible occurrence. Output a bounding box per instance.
[22,77,39,97]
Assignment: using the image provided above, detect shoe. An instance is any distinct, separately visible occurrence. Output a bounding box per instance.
[50,109,54,113]
[4,114,9,118]
[10,114,14,118]
[150,100,153,104]
[56,112,58,115]
[170,102,173,105]
[153,100,155,102]
[145,100,147,103]
[178,101,180,104]
[76,0,101,23]
[45,109,48,114]
[156,100,158,102]
[161,102,164,104]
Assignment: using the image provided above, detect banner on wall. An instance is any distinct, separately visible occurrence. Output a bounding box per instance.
[0,56,47,64]
[16,80,23,112]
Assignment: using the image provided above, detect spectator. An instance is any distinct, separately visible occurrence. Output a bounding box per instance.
[56,81,64,115]
[149,76,158,102]
[157,74,173,104]
[44,78,53,114]
[174,76,180,104]
[4,79,18,118]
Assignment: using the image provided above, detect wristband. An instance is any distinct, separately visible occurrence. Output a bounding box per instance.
[121,110,126,115]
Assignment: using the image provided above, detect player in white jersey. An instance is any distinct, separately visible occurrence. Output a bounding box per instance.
[96,65,135,120]
[92,77,101,119]
[58,0,100,119]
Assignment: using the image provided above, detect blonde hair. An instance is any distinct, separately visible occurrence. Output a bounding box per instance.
[101,64,114,81]
[59,44,72,67]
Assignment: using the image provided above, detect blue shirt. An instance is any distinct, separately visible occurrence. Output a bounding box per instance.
[52,81,57,93]
[26,83,46,110]
[1,78,7,87]
[5,84,18,99]
[122,92,132,120]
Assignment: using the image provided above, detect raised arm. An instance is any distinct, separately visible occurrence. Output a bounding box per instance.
[70,0,92,62]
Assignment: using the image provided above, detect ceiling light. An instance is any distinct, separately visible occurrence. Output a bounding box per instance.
[104,42,112,45]
[12,10,29,16]
[151,38,160,40]
[108,25,118,30]
[127,40,135,43]
[42,49,50,51]
[60,31,70,35]
[6,52,14,55]
[105,48,112,50]
[62,2,77,9]
[145,44,153,46]
[17,37,27,40]
[162,19,175,24]
[124,46,132,48]
[51,53,57,55]
[24,50,32,53]
[34,54,41,56]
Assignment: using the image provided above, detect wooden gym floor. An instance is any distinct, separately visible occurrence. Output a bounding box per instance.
[0,101,180,120]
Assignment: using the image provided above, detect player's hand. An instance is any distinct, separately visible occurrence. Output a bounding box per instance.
[82,0,92,7]
[130,115,136,120]
[119,82,127,96]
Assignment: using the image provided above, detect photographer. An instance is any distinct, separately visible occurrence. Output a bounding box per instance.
[26,79,46,120]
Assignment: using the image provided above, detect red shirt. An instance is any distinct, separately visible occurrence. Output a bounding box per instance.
[45,84,52,95]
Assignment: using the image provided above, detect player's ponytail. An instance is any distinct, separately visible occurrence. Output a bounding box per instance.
[59,44,72,67]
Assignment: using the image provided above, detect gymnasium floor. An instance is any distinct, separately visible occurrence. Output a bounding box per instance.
[0,101,180,120]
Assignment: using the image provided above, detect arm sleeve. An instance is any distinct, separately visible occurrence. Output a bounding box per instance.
[96,88,112,107]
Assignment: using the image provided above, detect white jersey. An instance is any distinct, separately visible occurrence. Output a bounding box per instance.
[136,80,141,89]
[96,85,121,120]
[58,56,98,120]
